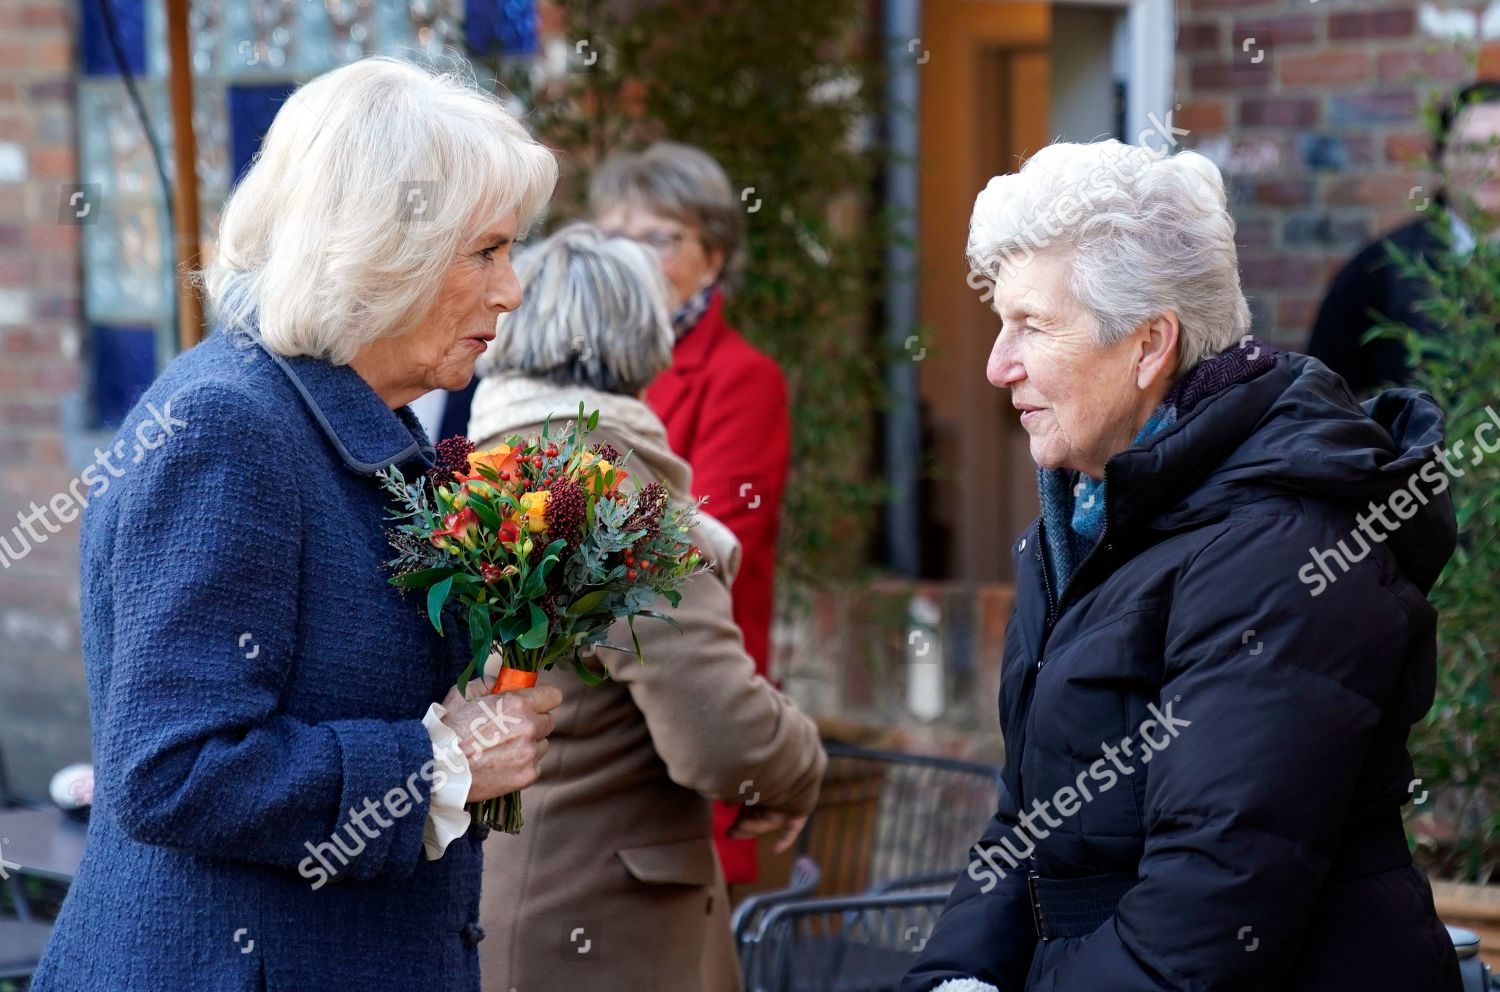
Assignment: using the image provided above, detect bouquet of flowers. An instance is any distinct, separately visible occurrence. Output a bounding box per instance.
[377,406,706,832]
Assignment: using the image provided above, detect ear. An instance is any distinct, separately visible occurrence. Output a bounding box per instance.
[703,246,727,286]
[1136,312,1180,391]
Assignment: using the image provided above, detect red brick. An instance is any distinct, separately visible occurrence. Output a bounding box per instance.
[20,4,73,31]
[1328,10,1415,42]
[27,37,70,70]
[1235,217,1273,248]
[1386,131,1433,166]
[1278,295,1322,334]
[1279,50,1370,87]
[1254,179,1315,207]
[1175,99,1228,132]
[2,331,57,356]
[1177,21,1221,53]
[1481,43,1500,79]
[1190,60,1274,92]
[2,403,61,428]
[1325,175,1429,208]
[28,145,74,178]
[1232,15,1319,48]
[1240,97,1320,128]
[1241,254,1323,290]
[1377,49,1468,84]
[28,222,77,252]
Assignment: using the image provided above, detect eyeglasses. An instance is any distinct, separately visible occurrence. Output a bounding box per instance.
[603,228,693,262]
[1450,140,1500,167]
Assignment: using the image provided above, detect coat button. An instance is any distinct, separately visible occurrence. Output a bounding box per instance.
[460,922,486,946]
[1017,538,1027,553]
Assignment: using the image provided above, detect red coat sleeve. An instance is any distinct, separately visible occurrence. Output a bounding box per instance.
[689,349,790,678]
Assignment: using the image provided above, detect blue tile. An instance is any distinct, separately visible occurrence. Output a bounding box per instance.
[227,82,298,188]
[80,0,147,78]
[465,0,536,57]
[91,324,157,429]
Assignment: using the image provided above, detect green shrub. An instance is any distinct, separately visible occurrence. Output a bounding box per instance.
[487,0,891,589]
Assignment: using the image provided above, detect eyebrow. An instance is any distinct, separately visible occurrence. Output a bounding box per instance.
[477,232,516,246]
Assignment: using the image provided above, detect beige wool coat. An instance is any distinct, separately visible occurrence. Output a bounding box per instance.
[468,376,827,992]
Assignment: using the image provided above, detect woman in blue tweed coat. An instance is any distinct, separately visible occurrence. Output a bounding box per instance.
[32,57,562,991]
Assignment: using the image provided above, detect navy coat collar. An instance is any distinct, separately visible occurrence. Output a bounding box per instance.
[249,332,436,475]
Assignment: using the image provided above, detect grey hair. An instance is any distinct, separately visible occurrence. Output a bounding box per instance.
[967,140,1251,372]
[478,222,674,396]
[588,141,744,287]
[202,55,558,365]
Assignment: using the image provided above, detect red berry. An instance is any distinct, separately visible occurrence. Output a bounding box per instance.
[626,569,637,580]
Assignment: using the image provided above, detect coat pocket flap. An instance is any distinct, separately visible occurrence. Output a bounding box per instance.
[616,837,717,886]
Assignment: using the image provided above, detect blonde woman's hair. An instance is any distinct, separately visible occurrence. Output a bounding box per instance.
[203,55,558,364]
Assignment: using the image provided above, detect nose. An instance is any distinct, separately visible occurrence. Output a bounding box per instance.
[487,259,523,314]
[986,326,1023,389]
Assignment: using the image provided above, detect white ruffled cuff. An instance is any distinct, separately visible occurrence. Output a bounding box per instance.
[420,702,473,860]
[933,981,1001,992]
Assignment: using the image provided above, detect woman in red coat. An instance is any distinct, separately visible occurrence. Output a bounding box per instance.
[593,142,793,886]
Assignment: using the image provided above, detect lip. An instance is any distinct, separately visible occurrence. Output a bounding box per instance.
[1015,405,1045,425]
[465,335,494,349]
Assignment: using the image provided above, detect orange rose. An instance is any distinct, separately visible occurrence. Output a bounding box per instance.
[458,444,522,486]
[585,459,627,496]
[519,491,550,533]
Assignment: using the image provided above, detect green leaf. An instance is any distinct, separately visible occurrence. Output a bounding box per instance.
[427,576,455,633]
[568,652,608,686]
[566,589,610,616]
[467,496,502,531]
[637,609,684,633]
[518,602,549,650]
[497,610,528,644]
[390,566,459,588]
[587,409,600,432]
[455,656,478,697]
[469,602,493,669]
[588,641,638,654]
[628,614,644,660]
[663,588,682,608]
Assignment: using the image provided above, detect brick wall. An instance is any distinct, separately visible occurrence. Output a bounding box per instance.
[0,0,89,799]
[1174,0,1477,351]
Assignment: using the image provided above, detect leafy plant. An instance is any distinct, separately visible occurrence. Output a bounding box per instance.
[1374,221,1500,885]
[488,0,891,588]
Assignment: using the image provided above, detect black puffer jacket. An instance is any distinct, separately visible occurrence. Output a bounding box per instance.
[905,353,1464,992]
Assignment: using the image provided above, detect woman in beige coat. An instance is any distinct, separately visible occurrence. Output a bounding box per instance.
[469,223,826,992]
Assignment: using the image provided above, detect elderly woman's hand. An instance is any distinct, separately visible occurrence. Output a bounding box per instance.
[440,684,564,803]
[727,806,809,854]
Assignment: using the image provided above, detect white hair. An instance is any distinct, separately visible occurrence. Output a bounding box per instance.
[203,55,558,365]
[967,140,1251,372]
[478,222,674,396]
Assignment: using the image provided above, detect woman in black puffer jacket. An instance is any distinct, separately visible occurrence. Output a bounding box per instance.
[905,140,1464,992]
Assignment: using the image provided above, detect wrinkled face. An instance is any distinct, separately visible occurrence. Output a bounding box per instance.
[985,251,1159,479]
[1444,104,1500,228]
[595,202,723,312]
[353,210,523,407]
[412,210,523,392]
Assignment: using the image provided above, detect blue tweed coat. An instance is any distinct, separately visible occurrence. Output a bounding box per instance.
[32,328,488,991]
